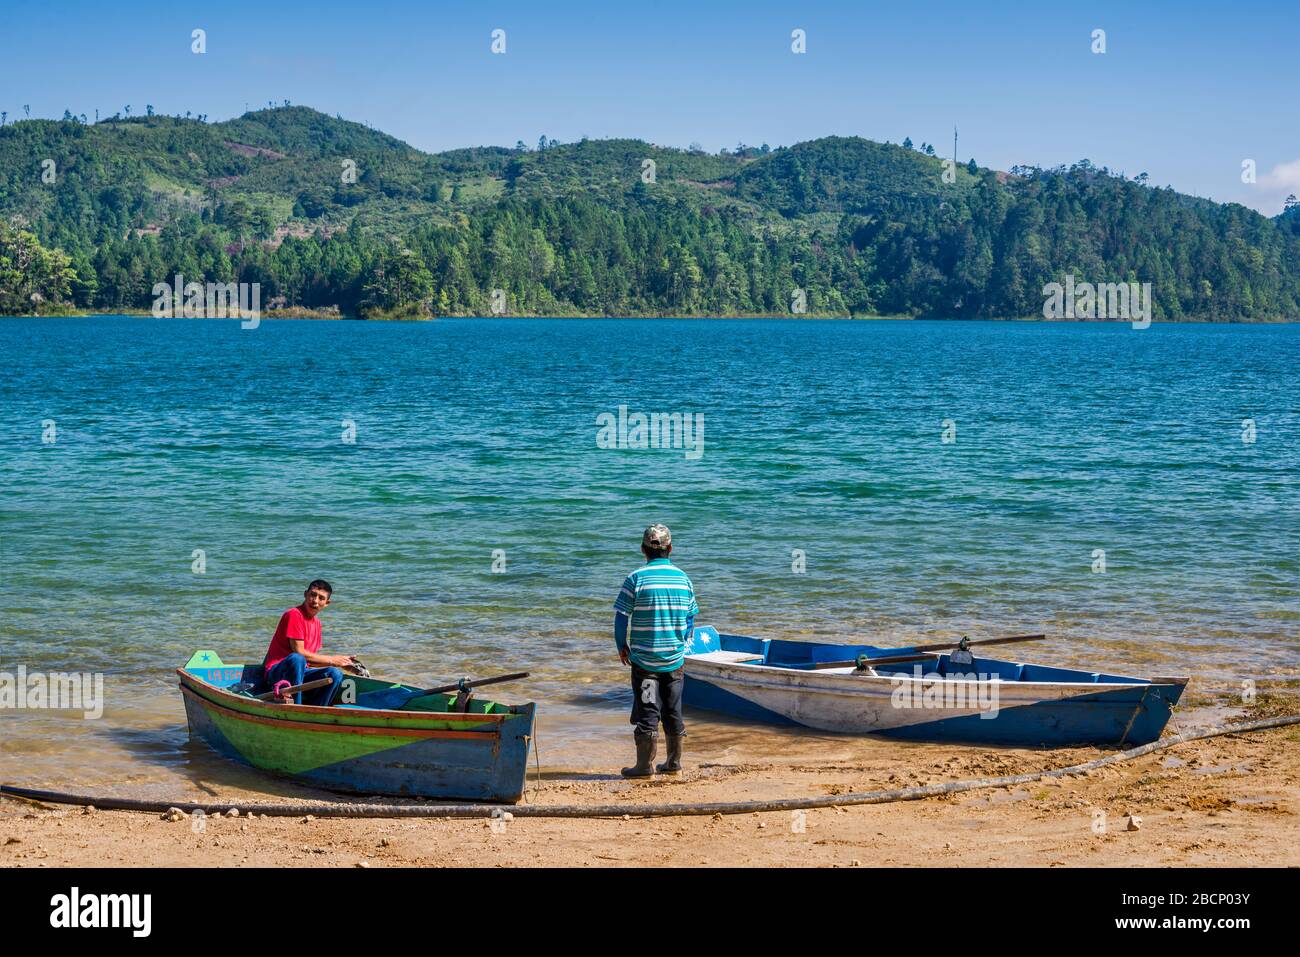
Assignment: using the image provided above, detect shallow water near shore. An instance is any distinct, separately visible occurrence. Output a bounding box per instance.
[1,316,1297,795]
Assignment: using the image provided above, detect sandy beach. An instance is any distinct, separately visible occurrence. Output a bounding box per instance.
[4,694,1297,869]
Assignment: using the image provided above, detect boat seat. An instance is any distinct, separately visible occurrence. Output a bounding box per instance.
[688,651,765,664]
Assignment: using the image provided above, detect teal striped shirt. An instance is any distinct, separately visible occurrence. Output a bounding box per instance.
[613,558,699,672]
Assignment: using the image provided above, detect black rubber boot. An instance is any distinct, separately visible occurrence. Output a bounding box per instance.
[656,733,684,775]
[621,733,658,778]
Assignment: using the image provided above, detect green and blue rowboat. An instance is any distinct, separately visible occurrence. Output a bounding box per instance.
[178,651,536,803]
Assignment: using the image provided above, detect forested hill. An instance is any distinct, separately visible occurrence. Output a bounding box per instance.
[2,105,1298,320]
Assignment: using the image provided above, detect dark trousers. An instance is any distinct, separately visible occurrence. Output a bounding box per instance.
[630,664,685,737]
[264,654,343,706]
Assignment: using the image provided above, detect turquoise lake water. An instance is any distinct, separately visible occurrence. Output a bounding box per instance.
[1,316,1297,792]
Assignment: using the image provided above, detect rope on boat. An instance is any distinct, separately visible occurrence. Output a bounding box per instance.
[3,714,1297,820]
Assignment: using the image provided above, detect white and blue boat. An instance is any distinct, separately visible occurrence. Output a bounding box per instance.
[683,627,1188,746]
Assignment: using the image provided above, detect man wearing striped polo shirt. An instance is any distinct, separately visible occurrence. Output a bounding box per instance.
[614,524,699,778]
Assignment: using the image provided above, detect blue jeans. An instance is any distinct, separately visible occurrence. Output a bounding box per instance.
[264,654,343,706]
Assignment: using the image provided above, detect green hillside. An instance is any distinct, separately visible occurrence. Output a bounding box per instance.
[2,106,1297,320]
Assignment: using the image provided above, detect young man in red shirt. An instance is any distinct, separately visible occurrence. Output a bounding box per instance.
[260,580,357,705]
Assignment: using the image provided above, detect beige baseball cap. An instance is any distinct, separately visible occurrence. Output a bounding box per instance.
[642,524,672,549]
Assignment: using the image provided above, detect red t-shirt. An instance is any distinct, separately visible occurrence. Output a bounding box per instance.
[263,607,322,671]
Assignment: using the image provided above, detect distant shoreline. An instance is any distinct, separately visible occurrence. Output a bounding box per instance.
[3,311,1296,325]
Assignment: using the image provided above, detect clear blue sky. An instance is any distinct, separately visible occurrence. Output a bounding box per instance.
[3,0,1297,213]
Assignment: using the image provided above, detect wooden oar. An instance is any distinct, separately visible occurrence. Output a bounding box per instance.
[354,671,530,711]
[254,677,333,701]
[811,652,937,670]
[811,634,1047,671]
[899,633,1045,654]
[419,672,530,696]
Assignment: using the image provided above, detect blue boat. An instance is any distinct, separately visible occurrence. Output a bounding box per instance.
[682,628,1188,746]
